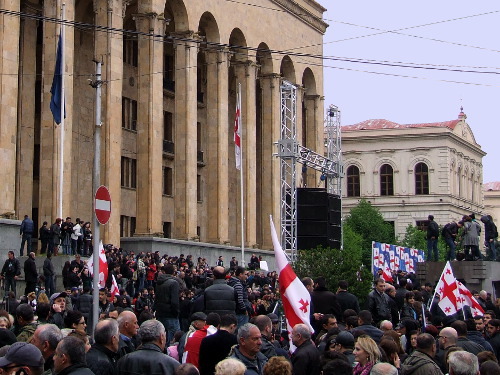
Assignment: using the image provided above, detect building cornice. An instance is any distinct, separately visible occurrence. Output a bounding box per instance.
[270,0,329,34]
[342,130,486,157]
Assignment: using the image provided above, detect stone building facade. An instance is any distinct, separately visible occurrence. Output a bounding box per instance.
[0,0,327,249]
[483,182,500,223]
[341,110,486,239]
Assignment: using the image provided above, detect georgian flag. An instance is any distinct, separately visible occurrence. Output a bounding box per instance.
[382,260,393,282]
[270,216,314,338]
[457,281,485,317]
[373,245,380,269]
[110,275,120,297]
[436,261,459,316]
[234,84,242,170]
[87,241,108,288]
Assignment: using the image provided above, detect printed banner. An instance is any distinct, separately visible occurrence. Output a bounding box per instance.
[372,241,425,277]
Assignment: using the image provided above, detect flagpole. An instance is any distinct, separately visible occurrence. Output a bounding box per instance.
[238,83,245,266]
[58,3,66,219]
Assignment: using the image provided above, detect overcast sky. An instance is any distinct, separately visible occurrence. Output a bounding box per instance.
[319,2,499,183]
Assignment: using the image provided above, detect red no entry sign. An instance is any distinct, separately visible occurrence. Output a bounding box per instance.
[95,185,111,225]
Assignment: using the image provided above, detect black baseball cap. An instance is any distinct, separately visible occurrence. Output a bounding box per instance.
[0,342,44,367]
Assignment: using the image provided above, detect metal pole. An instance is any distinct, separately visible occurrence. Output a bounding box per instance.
[238,84,245,267]
[91,60,103,335]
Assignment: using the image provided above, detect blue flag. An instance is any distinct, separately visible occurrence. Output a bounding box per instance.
[50,34,65,124]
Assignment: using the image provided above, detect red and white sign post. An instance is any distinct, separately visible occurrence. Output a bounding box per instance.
[95,185,111,225]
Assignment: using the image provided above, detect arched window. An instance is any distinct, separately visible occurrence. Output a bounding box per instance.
[380,164,394,196]
[415,162,429,195]
[347,165,360,197]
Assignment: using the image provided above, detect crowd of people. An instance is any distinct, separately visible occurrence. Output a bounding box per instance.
[428,213,498,262]
[0,244,499,375]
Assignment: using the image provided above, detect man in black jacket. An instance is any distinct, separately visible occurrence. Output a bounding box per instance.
[228,267,250,327]
[203,266,236,316]
[117,320,179,375]
[155,264,180,343]
[24,252,38,295]
[117,311,138,358]
[20,214,34,256]
[86,319,120,375]
[291,323,320,375]
[368,278,391,325]
[1,251,21,295]
[427,215,440,262]
[198,314,238,375]
[336,280,360,315]
[311,277,341,321]
[54,336,95,375]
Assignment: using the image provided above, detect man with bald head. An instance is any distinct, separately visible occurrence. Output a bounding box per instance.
[117,310,139,358]
[291,323,320,375]
[436,327,458,373]
[86,318,120,375]
[203,266,236,316]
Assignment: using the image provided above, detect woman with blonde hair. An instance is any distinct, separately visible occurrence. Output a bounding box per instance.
[263,356,292,375]
[353,335,381,375]
[215,358,246,375]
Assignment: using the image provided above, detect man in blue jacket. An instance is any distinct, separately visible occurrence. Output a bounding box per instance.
[20,214,34,256]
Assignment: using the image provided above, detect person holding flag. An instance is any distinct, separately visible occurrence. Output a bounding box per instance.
[269,216,314,351]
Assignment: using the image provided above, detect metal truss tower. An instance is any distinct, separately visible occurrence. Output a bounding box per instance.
[277,82,343,262]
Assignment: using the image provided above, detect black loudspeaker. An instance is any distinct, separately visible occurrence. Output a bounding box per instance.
[297,188,341,250]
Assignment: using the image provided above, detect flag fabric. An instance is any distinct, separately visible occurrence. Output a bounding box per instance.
[371,242,425,276]
[110,275,120,297]
[234,84,242,170]
[457,281,485,317]
[270,216,314,337]
[87,241,108,288]
[435,261,459,316]
[50,33,65,124]
[382,261,393,282]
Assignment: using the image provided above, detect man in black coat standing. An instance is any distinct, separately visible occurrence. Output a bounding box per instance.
[24,252,38,295]
[336,280,360,315]
[311,277,341,321]
[203,266,236,317]
[198,314,238,375]
[86,319,120,375]
[291,323,320,375]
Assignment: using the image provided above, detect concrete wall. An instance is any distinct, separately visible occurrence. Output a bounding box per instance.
[120,237,277,271]
[0,219,22,255]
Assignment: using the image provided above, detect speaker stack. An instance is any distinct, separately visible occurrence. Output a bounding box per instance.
[296,188,342,250]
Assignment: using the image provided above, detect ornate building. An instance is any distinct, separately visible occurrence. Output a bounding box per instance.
[0,0,327,249]
[341,110,486,238]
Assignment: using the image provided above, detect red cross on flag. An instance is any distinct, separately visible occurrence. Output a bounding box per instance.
[270,216,314,338]
[457,281,485,317]
[382,260,393,282]
[436,261,459,316]
[87,241,109,289]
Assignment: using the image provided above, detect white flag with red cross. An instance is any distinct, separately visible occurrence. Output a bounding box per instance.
[270,216,314,337]
[436,261,459,316]
[87,241,109,289]
[110,274,120,297]
[456,281,485,317]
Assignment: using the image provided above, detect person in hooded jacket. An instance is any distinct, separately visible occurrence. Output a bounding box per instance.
[481,215,498,261]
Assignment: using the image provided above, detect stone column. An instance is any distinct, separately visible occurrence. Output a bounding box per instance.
[16,3,39,219]
[94,0,125,245]
[304,94,322,188]
[205,47,230,244]
[0,0,20,217]
[173,32,199,240]
[39,0,75,221]
[133,12,165,236]
[233,60,258,247]
[259,73,281,248]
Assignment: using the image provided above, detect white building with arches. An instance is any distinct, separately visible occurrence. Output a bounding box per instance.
[0,0,328,249]
[340,110,486,238]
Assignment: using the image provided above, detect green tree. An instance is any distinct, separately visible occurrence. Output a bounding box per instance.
[397,224,448,261]
[294,225,372,304]
[343,199,395,265]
